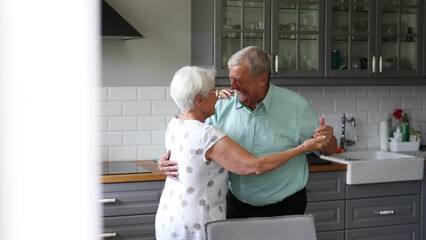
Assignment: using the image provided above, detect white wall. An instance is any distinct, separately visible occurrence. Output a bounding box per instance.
[102,0,191,87]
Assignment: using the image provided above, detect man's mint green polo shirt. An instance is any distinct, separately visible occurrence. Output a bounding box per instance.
[206,84,319,206]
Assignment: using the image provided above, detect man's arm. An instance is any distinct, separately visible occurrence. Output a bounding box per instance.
[157,150,179,180]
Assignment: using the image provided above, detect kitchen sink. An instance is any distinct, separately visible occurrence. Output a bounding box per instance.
[320,150,424,185]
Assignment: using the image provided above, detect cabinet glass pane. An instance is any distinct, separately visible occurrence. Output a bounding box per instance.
[331,0,371,71]
[245,1,264,30]
[380,1,418,71]
[244,33,264,49]
[222,1,242,29]
[279,36,296,70]
[300,35,318,70]
[381,38,398,70]
[221,33,241,68]
[220,0,266,70]
[400,38,417,70]
[277,1,319,72]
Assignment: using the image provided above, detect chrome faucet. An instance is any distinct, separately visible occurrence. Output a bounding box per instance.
[341,113,356,151]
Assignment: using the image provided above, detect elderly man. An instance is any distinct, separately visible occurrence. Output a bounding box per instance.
[159,46,337,219]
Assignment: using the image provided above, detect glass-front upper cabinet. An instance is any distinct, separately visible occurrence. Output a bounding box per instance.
[271,0,324,77]
[326,0,422,78]
[215,0,271,77]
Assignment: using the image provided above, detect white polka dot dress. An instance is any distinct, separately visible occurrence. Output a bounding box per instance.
[155,117,227,240]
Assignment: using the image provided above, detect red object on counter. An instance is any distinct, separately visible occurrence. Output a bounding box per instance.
[392,109,403,120]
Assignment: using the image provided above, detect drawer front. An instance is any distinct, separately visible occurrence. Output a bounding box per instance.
[346,195,420,229]
[102,214,156,240]
[346,181,421,199]
[346,224,420,240]
[316,231,344,240]
[307,171,346,202]
[102,181,164,217]
[306,201,345,232]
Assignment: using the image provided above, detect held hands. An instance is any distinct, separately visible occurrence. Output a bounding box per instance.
[302,135,327,152]
[158,150,179,181]
[312,117,337,155]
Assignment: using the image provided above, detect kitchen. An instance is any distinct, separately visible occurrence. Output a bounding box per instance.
[100,0,426,239]
[2,0,423,239]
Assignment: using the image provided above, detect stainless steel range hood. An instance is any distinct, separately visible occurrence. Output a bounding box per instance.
[102,0,144,40]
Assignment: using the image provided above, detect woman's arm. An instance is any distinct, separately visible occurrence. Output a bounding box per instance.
[206,135,326,175]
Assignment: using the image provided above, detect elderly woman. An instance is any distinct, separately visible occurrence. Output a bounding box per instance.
[155,66,325,240]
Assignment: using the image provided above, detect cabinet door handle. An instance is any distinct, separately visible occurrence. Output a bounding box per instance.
[99,198,118,204]
[101,232,118,238]
[371,55,376,74]
[379,56,383,74]
[274,54,279,74]
[374,210,395,215]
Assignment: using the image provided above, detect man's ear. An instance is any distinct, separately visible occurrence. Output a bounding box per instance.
[258,72,269,86]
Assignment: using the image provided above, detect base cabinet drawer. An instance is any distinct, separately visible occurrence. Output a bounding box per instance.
[103,214,156,240]
[316,230,344,240]
[346,195,421,229]
[306,171,346,202]
[346,224,420,240]
[306,201,345,232]
[102,181,164,217]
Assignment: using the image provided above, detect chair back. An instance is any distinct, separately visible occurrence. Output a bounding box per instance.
[205,214,317,240]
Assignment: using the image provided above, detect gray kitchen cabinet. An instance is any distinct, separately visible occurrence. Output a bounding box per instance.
[101,181,164,239]
[422,4,426,77]
[305,171,346,240]
[345,180,421,240]
[271,0,324,78]
[346,224,420,240]
[421,166,426,240]
[325,0,424,83]
[192,0,325,85]
[192,0,425,85]
[306,171,423,240]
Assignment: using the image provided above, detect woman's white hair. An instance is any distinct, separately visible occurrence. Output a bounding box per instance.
[170,66,216,112]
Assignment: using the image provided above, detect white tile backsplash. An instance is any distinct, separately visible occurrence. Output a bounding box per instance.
[108,87,138,101]
[379,97,401,111]
[346,86,368,97]
[357,98,379,111]
[124,102,151,115]
[369,86,391,97]
[402,98,422,109]
[124,132,152,145]
[323,86,345,98]
[138,87,166,100]
[311,98,334,112]
[102,132,123,146]
[152,101,179,115]
[100,86,426,161]
[391,86,413,97]
[101,102,122,116]
[138,116,166,130]
[334,98,357,112]
[109,147,138,161]
[109,117,138,131]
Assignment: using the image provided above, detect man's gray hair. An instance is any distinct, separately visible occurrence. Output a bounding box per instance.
[170,66,216,112]
[227,46,271,79]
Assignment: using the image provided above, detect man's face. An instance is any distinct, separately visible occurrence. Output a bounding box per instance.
[228,64,263,108]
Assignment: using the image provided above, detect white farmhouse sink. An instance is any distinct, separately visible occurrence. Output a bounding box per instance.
[320,150,424,185]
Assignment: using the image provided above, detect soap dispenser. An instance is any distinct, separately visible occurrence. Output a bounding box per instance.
[394,127,403,142]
